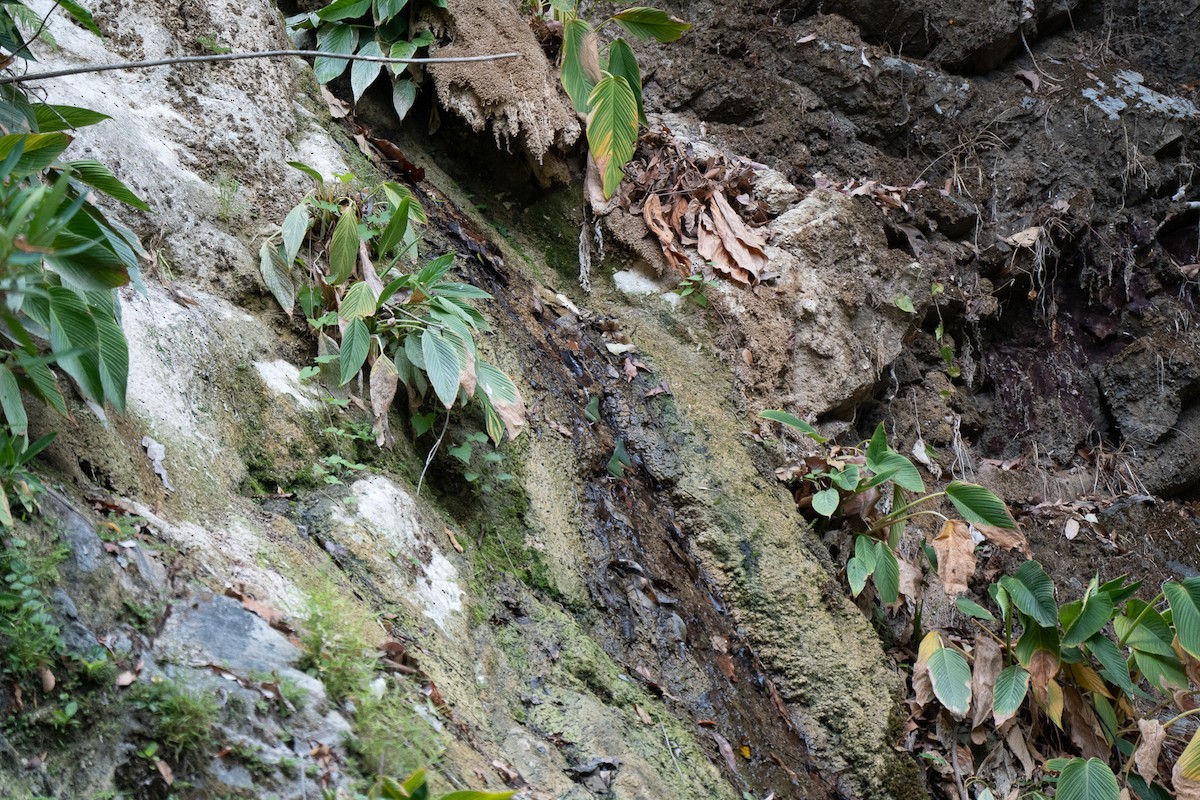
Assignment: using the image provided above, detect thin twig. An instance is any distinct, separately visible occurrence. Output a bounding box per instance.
[659,719,687,785]
[0,49,521,85]
[416,411,450,496]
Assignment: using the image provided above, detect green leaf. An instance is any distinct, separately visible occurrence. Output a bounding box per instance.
[829,465,860,491]
[586,73,639,199]
[1132,649,1188,692]
[374,0,408,22]
[1061,583,1114,647]
[91,300,128,412]
[259,241,295,314]
[440,791,517,800]
[893,294,915,313]
[1115,601,1175,657]
[281,203,310,265]
[867,450,924,492]
[448,442,472,464]
[477,360,524,440]
[0,364,27,438]
[288,161,324,183]
[391,79,417,121]
[606,38,644,125]
[0,133,71,177]
[316,0,372,22]
[874,543,899,605]
[351,39,383,102]
[65,160,149,210]
[757,409,826,443]
[992,664,1029,721]
[1164,578,1200,659]
[927,638,972,717]
[811,487,839,517]
[20,359,66,416]
[561,18,598,114]
[1098,575,1142,606]
[422,328,461,408]
[855,535,879,573]
[955,597,996,622]
[1178,727,1200,783]
[338,281,377,320]
[46,286,102,403]
[846,556,870,597]
[1014,620,1059,667]
[865,422,888,464]
[328,205,360,284]
[1085,634,1137,697]
[610,7,692,42]
[376,197,410,256]
[945,481,1015,528]
[1055,758,1119,800]
[314,23,360,83]
[57,0,102,35]
[338,318,369,386]
[33,104,110,132]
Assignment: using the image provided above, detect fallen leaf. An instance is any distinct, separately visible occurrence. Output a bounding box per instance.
[445,527,464,553]
[716,653,737,682]
[38,666,55,693]
[1063,685,1109,760]
[1014,69,1041,92]
[931,520,976,596]
[643,193,693,276]
[1134,718,1166,783]
[635,705,653,725]
[1064,518,1080,540]
[1004,226,1042,248]
[971,637,1003,732]
[116,671,137,687]
[1005,725,1036,779]
[713,731,738,774]
[606,342,637,355]
[156,759,174,785]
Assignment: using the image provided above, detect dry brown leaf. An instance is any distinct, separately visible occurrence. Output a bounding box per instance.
[1004,226,1042,248]
[931,519,976,596]
[635,705,653,725]
[911,660,935,707]
[445,527,464,554]
[697,210,751,284]
[370,355,399,448]
[971,637,1003,732]
[897,556,923,603]
[1043,678,1064,728]
[1029,650,1059,700]
[709,191,768,282]
[1014,69,1041,92]
[156,759,174,786]
[1063,685,1108,760]
[37,666,55,693]
[643,193,693,276]
[1066,662,1112,699]
[713,731,739,774]
[1134,718,1166,783]
[116,671,137,687]
[1005,724,1036,779]
[975,523,1030,555]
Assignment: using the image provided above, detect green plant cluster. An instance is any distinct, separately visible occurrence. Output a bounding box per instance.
[129,678,220,759]
[262,168,524,448]
[548,1,691,198]
[286,0,443,119]
[0,532,66,684]
[335,766,515,800]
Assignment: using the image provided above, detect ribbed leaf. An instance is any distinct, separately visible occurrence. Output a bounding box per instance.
[606,38,644,124]
[1115,601,1175,657]
[946,481,1015,528]
[610,7,692,42]
[926,636,972,717]
[422,327,460,408]
[316,0,371,22]
[1164,578,1200,659]
[1085,633,1137,697]
[338,281,377,320]
[1061,583,1115,647]
[0,364,27,438]
[992,664,1029,724]
[58,0,101,35]
[20,359,66,416]
[314,23,359,83]
[1055,758,1119,800]
[391,79,417,121]
[586,73,639,199]
[867,450,924,492]
[1000,560,1058,628]
[757,409,826,443]
[477,360,524,440]
[376,197,410,256]
[65,160,149,210]
[351,39,383,102]
[874,543,899,606]
[1015,621,1059,668]
[91,299,128,412]
[33,104,110,132]
[561,19,599,114]
[846,556,870,597]
[47,286,102,403]
[259,241,295,315]
[328,205,360,284]
[373,0,408,22]
[955,597,995,622]
[338,318,369,386]
[1132,649,1188,692]
[281,203,310,265]
[0,132,70,177]
[1179,727,1200,782]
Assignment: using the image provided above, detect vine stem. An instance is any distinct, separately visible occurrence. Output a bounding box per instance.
[0,49,521,85]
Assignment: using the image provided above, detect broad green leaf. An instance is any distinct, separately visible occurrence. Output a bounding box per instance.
[1178,726,1200,782]
[561,18,599,114]
[316,0,372,22]
[1055,758,1119,800]
[328,205,360,284]
[867,450,924,492]
[259,241,295,314]
[955,597,995,622]
[1164,578,1200,659]
[422,327,461,408]
[91,300,128,412]
[1085,634,1138,697]
[894,294,916,313]
[865,422,888,465]
[46,234,129,291]
[0,133,71,177]
[33,104,110,132]
[1091,694,1117,743]
[992,664,1028,723]
[1115,601,1175,657]
[927,637,972,716]
[351,40,384,102]
[846,556,869,597]
[338,281,377,320]
[606,38,644,124]
[477,360,524,440]
[288,161,324,183]
[65,160,149,210]
[314,23,360,83]
[945,481,1015,528]
[20,359,66,416]
[338,318,369,386]
[610,7,692,42]
[1000,561,1057,628]
[281,203,310,265]
[874,543,899,605]
[811,487,839,518]
[586,73,639,199]
[854,534,878,572]
[1098,575,1142,606]
[0,86,36,134]
[391,79,417,121]
[829,464,860,491]
[376,197,410,256]
[373,0,408,22]
[757,409,826,443]
[1015,620,1059,668]
[0,364,27,438]
[47,286,102,403]
[1061,584,1114,647]
[1132,649,1188,692]
[58,0,102,35]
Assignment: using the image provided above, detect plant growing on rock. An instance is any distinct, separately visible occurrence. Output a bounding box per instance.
[546,1,691,198]
[261,168,524,449]
[760,410,1014,605]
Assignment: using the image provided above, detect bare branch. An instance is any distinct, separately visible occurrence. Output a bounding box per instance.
[0,49,521,85]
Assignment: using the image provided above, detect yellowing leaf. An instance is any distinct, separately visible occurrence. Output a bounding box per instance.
[585,73,639,199]
[561,18,600,113]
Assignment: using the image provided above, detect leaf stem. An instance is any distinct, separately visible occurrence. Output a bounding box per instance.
[1116,592,1165,648]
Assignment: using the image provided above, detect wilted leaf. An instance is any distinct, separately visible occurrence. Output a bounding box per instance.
[370,353,399,447]
[1134,719,1165,784]
[643,193,692,275]
[478,361,525,440]
[1063,685,1109,760]
[931,519,975,596]
[1004,226,1042,248]
[586,74,639,199]
[971,636,1002,731]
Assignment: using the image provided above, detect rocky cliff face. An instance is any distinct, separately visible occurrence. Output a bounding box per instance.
[4,0,1200,798]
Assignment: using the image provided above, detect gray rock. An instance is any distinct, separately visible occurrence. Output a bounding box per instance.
[41,489,103,575]
[155,594,301,676]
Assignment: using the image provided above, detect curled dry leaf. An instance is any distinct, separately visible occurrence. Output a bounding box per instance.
[1063,685,1109,760]
[1134,718,1166,783]
[971,637,1003,732]
[643,193,692,275]
[973,522,1030,556]
[931,519,976,596]
[1028,649,1059,701]
[1004,226,1042,248]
